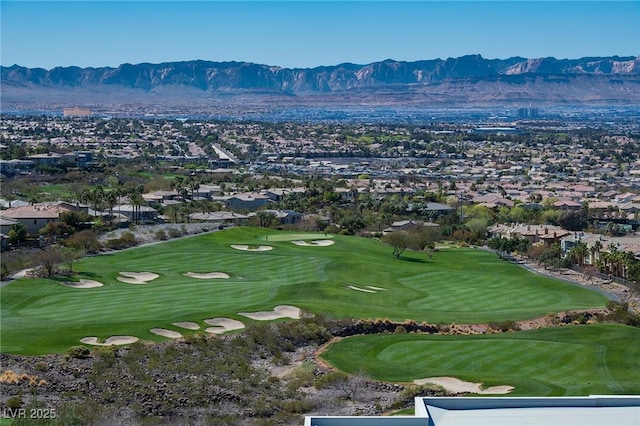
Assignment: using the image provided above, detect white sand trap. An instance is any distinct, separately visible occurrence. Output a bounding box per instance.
[203,318,246,334]
[183,272,230,279]
[366,286,387,291]
[150,328,182,339]
[413,377,514,394]
[117,271,159,284]
[173,321,200,330]
[61,279,104,288]
[346,285,376,293]
[80,336,139,346]
[231,244,273,252]
[239,305,302,321]
[292,239,335,246]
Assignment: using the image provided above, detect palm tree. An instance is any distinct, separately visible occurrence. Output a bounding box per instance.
[619,251,637,280]
[127,185,145,224]
[590,239,603,266]
[569,241,588,267]
[103,190,118,226]
[187,175,201,201]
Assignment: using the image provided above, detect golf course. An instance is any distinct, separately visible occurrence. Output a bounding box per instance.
[1,227,611,355]
[320,323,640,396]
[3,226,638,397]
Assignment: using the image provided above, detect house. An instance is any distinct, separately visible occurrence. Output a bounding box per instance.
[192,184,223,199]
[335,187,358,201]
[225,193,271,211]
[0,204,73,234]
[0,216,19,250]
[383,220,439,234]
[538,229,572,247]
[263,188,305,203]
[554,200,582,210]
[249,209,304,225]
[0,216,20,236]
[0,198,29,209]
[616,192,637,204]
[189,211,249,226]
[142,190,180,207]
[0,159,35,176]
[113,204,159,224]
[488,224,568,245]
[473,194,515,208]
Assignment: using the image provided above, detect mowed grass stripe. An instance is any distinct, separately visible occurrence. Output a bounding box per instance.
[320,324,640,396]
[1,227,609,354]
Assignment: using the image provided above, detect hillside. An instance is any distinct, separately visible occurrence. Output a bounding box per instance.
[2,55,640,107]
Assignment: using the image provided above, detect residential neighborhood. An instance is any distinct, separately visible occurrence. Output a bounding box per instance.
[1,114,639,284]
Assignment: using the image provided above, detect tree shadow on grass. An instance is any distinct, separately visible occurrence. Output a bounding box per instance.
[398,256,430,264]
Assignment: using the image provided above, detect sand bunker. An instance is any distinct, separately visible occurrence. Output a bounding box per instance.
[150,328,182,339]
[203,318,246,334]
[183,272,230,279]
[413,377,514,395]
[366,286,387,291]
[117,271,159,284]
[346,285,387,293]
[239,305,301,321]
[61,279,104,289]
[173,321,200,330]
[292,239,335,247]
[231,244,273,252]
[346,285,376,293]
[80,336,139,346]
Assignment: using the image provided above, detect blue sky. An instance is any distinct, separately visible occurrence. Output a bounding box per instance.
[1,1,638,69]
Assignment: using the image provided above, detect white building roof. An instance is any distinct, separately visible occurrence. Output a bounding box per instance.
[306,396,640,426]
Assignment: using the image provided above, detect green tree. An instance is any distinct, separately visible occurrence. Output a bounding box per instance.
[36,245,65,277]
[40,221,74,237]
[8,223,28,244]
[256,210,278,228]
[339,214,366,235]
[64,229,101,254]
[558,210,588,231]
[568,241,588,267]
[464,218,488,243]
[382,231,414,258]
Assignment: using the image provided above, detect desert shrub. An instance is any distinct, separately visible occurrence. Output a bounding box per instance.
[52,402,85,426]
[168,228,182,238]
[606,300,621,310]
[602,302,640,327]
[276,319,332,346]
[278,399,316,414]
[66,345,90,359]
[314,371,349,390]
[0,251,29,280]
[92,345,118,373]
[105,232,137,250]
[40,221,75,237]
[285,361,316,390]
[390,383,448,410]
[6,395,23,409]
[488,320,520,332]
[154,229,168,241]
[34,362,48,372]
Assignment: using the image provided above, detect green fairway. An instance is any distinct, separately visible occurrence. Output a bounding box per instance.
[1,227,608,354]
[319,324,640,396]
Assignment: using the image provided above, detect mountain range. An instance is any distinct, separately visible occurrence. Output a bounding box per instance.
[2,55,640,107]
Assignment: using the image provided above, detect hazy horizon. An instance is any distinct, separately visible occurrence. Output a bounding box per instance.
[1,1,638,70]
